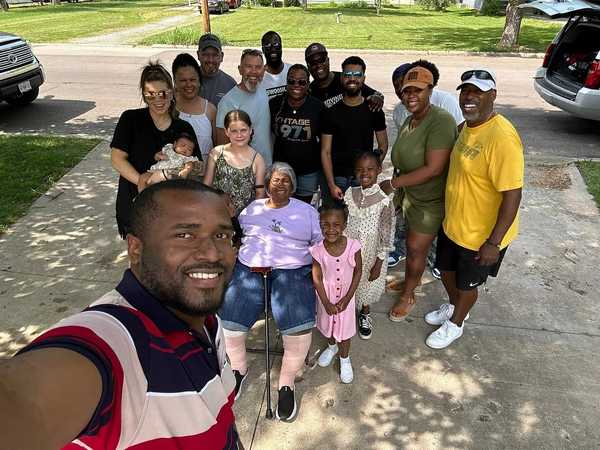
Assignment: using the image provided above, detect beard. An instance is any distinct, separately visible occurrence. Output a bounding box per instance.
[343,85,362,97]
[266,53,282,68]
[139,252,228,317]
[243,78,258,93]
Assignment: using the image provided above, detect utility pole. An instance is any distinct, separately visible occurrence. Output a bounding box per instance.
[200,0,211,32]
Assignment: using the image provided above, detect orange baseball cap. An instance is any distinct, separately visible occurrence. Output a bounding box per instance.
[401,66,434,92]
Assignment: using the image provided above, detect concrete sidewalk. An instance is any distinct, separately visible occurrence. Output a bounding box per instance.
[1,141,599,448]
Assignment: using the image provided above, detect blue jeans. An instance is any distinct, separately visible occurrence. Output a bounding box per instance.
[219,261,316,335]
[295,171,319,199]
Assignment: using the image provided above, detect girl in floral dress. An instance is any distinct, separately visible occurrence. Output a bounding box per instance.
[311,202,362,384]
[344,150,395,340]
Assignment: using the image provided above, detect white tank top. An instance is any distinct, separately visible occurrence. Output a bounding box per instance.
[179,99,213,160]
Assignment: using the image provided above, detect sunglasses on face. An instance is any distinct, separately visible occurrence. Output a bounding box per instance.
[342,70,364,78]
[263,42,282,51]
[461,70,495,83]
[143,90,172,101]
[287,78,308,86]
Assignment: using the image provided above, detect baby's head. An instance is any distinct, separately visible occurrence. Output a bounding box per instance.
[173,132,196,157]
[318,200,348,244]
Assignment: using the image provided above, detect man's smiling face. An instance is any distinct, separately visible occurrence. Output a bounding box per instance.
[128,189,236,317]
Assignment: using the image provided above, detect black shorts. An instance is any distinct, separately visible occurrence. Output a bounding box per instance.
[435,228,507,291]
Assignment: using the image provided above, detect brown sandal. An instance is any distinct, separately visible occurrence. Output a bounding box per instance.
[389,295,416,322]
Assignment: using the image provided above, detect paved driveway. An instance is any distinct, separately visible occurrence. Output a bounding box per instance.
[2,44,599,160]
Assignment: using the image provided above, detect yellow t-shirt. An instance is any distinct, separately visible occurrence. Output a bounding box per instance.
[443,114,524,251]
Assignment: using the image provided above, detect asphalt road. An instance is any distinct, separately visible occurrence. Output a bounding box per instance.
[1,44,599,160]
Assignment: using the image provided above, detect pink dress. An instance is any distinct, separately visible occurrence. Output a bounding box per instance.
[310,238,361,342]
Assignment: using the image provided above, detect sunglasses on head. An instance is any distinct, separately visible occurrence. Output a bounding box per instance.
[287,78,308,86]
[461,70,495,83]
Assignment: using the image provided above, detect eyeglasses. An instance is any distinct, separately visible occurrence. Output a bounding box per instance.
[287,78,308,86]
[342,70,364,78]
[307,55,327,66]
[143,90,172,101]
[461,70,495,83]
[263,42,282,51]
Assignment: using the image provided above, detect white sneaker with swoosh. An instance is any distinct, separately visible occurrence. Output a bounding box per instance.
[426,319,464,349]
[424,303,469,326]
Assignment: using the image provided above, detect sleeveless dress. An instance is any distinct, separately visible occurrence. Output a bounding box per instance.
[178,98,213,160]
[310,238,361,342]
[213,145,257,216]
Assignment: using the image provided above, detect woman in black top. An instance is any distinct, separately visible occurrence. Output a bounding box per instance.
[110,62,199,238]
[269,64,324,204]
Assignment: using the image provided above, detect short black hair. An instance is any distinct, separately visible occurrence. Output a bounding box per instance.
[410,59,440,86]
[261,30,281,45]
[318,200,349,223]
[354,149,382,168]
[287,63,310,79]
[342,56,366,73]
[129,179,222,239]
[172,53,202,86]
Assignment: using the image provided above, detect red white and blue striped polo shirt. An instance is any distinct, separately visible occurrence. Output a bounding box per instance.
[19,270,239,449]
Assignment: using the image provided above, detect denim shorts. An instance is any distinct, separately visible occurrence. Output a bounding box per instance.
[219,261,316,335]
[295,171,319,198]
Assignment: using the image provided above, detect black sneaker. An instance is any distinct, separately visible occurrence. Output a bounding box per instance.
[276,386,297,421]
[358,312,373,340]
[233,369,247,401]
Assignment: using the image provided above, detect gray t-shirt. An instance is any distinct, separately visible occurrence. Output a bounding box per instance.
[216,85,273,166]
[200,69,237,107]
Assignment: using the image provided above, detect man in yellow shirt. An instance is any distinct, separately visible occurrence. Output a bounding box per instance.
[425,69,524,349]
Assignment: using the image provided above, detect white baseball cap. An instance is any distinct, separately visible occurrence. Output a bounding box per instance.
[457,69,497,91]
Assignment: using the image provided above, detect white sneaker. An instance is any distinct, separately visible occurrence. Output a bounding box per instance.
[339,356,353,383]
[424,303,469,326]
[426,320,464,349]
[318,344,338,367]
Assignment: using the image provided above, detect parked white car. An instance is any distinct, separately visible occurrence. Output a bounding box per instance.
[520,0,600,121]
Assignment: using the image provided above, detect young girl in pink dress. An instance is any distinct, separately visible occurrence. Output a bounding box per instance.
[310,202,362,383]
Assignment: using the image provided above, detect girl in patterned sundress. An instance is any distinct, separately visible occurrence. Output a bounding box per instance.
[344,150,395,340]
[204,109,266,215]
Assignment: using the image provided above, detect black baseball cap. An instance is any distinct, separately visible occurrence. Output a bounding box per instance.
[198,33,222,52]
[305,42,327,60]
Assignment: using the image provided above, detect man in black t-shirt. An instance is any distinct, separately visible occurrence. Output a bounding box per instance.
[305,43,384,110]
[321,56,388,201]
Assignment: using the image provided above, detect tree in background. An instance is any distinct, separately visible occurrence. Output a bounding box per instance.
[1,0,9,11]
[416,0,456,11]
[498,0,523,48]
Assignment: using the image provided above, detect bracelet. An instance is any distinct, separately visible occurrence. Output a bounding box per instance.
[254,184,265,189]
[485,239,500,249]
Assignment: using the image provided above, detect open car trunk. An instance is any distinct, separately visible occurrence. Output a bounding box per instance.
[547,17,600,94]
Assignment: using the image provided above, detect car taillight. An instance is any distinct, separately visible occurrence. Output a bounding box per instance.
[542,43,556,68]
[584,60,600,89]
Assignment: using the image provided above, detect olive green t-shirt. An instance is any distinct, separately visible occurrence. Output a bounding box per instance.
[391,105,457,207]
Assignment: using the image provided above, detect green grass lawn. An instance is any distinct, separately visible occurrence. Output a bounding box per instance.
[141,5,561,52]
[0,0,191,42]
[578,161,600,208]
[0,135,100,234]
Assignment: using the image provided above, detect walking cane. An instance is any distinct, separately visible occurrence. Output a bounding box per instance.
[250,266,274,419]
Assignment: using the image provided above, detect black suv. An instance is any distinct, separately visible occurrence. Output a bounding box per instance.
[0,32,45,106]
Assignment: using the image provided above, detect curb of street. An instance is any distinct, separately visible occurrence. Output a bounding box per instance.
[32,43,545,59]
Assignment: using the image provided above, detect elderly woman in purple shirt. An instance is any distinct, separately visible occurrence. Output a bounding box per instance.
[218,162,322,422]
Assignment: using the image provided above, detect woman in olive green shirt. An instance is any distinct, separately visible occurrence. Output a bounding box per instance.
[385,66,457,321]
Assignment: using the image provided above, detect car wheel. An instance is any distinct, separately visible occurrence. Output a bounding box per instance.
[5,87,39,106]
